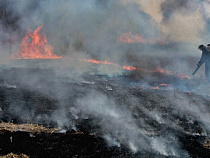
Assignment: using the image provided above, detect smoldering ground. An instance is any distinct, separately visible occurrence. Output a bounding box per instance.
[3,72,210,157]
[74,86,210,157]
[1,0,210,157]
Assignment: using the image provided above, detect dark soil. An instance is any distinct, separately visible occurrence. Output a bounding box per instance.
[0,65,210,157]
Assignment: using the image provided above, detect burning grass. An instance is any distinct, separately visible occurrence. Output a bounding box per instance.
[81,58,191,80]
[12,25,62,59]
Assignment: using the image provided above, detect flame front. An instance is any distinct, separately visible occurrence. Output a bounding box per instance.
[81,59,115,65]
[81,59,138,71]
[13,25,62,59]
[81,58,191,80]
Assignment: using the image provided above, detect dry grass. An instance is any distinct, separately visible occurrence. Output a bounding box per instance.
[0,122,59,133]
[0,122,97,136]
[204,139,210,149]
[0,152,29,158]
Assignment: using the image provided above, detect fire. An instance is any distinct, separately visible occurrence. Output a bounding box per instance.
[152,86,159,90]
[81,59,115,65]
[179,74,191,79]
[117,32,146,43]
[150,83,170,90]
[13,25,62,59]
[81,58,191,81]
[122,66,138,71]
[160,83,169,87]
[81,59,138,71]
[152,66,172,75]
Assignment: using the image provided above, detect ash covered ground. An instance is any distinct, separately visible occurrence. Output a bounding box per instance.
[0,59,210,158]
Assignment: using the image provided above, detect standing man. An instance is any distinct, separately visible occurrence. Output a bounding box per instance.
[193,44,210,81]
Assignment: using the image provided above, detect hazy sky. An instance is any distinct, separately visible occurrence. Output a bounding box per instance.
[1,0,210,61]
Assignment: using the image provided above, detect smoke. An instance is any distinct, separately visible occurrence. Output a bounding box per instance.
[76,92,149,152]
[1,0,210,157]
[0,0,209,64]
[123,0,207,44]
[0,0,208,75]
[74,90,196,156]
[76,86,210,156]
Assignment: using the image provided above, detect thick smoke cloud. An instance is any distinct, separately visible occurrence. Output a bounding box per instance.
[124,0,208,44]
[1,0,210,61]
[0,0,161,62]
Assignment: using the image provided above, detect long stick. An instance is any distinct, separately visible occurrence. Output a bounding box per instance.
[192,64,202,75]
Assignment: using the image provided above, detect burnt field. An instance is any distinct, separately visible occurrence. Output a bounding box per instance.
[1,0,210,157]
[0,60,210,158]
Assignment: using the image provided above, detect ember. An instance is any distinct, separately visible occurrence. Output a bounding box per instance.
[13,25,63,59]
[152,86,159,90]
[179,74,192,79]
[81,59,115,65]
[152,66,172,75]
[159,83,169,87]
[122,66,138,71]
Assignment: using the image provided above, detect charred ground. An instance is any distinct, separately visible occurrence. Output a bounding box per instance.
[0,60,210,157]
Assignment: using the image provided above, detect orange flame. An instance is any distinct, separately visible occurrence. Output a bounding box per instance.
[152,66,172,75]
[122,66,138,71]
[81,59,115,65]
[179,74,191,79]
[117,32,146,43]
[81,59,138,71]
[13,25,62,59]
[152,86,159,90]
[81,58,191,80]
[160,83,169,87]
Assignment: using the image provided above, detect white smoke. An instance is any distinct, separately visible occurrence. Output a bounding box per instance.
[1,0,209,62]
[75,91,191,156]
[76,91,150,152]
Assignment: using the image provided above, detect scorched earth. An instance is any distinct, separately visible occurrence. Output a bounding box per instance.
[0,58,210,158]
